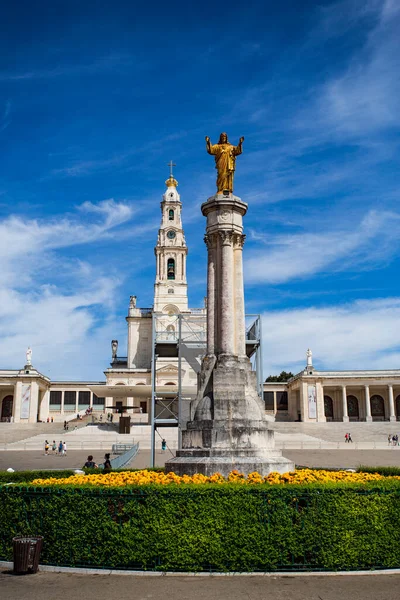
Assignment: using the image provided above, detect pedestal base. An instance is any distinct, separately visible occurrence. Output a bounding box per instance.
[166,354,295,477]
[166,450,295,478]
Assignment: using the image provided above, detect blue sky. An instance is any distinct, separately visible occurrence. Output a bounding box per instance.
[1,0,400,380]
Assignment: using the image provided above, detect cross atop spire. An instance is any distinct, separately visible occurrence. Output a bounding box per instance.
[167,160,176,179]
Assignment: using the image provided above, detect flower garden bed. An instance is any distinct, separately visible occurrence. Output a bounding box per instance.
[1,468,400,572]
[28,468,400,487]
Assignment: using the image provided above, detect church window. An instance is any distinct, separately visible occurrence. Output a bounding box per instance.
[93,395,105,406]
[168,209,174,220]
[168,288,174,294]
[64,390,76,407]
[78,390,90,408]
[167,258,175,280]
[49,391,62,406]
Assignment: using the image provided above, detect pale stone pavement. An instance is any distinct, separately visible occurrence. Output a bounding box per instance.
[2,448,400,471]
[0,570,399,600]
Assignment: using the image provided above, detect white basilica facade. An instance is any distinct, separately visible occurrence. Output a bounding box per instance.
[1,174,400,424]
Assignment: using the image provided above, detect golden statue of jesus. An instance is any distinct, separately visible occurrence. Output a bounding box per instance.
[205,132,244,193]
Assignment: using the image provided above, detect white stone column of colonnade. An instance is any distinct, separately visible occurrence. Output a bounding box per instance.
[388,384,396,422]
[233,233,246,357]
[365,385,372,422]
[13,381,22,422]
[342,385,349,422]
[219,231,235,356]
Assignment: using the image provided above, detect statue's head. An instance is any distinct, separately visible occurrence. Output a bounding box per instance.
[219,132,228,144]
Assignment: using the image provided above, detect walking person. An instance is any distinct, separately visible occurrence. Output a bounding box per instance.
[344,433,349,443]
[58,440,63,456]
[348,432,353,443]
[161,438,167,452]
[44,440,49,455]
[62,441,67,456]
[52,440,57,455]
[388,434,392,446]
[63,420,67,431]
[103,453,112,471]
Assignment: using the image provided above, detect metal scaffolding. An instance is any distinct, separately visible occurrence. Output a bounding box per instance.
[150,311,263,467]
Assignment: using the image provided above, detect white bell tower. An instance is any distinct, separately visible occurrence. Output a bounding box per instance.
[154,163,189,313]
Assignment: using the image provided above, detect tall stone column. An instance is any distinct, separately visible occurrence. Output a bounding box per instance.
[365,385,372,422]
[233,233,246,357]
[205,234,217,355]
[166,191,294,477]
[28,381,39,423]
[13,381,22,423]
[342,385,349,422]
[219,231,234,355]
[315,382,326,423]
[388,384,396,422]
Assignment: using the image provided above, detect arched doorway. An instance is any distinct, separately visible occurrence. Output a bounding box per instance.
[324,395,334,420]
[370,394,385,420]
[1,395,13,421]
[347,395,359,420]
[395,395,400,421]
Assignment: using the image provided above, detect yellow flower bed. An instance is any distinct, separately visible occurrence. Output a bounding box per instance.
[30,468,399,487]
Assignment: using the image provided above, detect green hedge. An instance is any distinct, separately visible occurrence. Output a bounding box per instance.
[358,465,400,477]
[0,470,76,484]
[1,481,400,572]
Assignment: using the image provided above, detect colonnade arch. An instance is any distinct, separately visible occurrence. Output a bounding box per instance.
[323,395,333,420]
[370,394,385,419]
[346,395,359,419]
[1,395,13,421]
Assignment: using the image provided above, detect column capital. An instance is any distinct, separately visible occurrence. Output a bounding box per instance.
[233,233,246,249]
[218,230,234,246]
[204,233,218,249]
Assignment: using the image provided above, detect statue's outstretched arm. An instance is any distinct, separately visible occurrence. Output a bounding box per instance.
[234,136,244,156]
[205,136,214,155]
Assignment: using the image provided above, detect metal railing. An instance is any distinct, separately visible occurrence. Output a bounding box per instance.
[99,442,139,470]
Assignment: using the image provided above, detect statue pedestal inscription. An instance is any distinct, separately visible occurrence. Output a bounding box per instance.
[166,188,294,477]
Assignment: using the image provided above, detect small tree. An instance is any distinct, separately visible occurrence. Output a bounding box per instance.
[265,371,294,383]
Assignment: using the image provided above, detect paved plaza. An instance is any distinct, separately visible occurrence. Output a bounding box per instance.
[2,448,400,472]
[0,570,399,600]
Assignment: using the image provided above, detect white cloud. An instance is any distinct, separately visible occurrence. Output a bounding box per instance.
[245,210,400,284]
[0,201,134,379]
[0,54,132,82]
[301,0,400,139]
[262,297,400,377]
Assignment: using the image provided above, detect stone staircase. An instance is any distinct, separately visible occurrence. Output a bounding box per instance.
[2,420,400,452]
[1,423,179,451]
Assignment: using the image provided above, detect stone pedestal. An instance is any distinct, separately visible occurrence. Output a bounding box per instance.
[166,192,294,477]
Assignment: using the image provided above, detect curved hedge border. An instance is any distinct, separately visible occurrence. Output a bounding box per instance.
[1,481,400,572]
[0,467,164,484]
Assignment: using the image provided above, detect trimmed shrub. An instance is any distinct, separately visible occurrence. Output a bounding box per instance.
[0,470,75,484]
[1,481,400,572]
[358,465,400,477]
